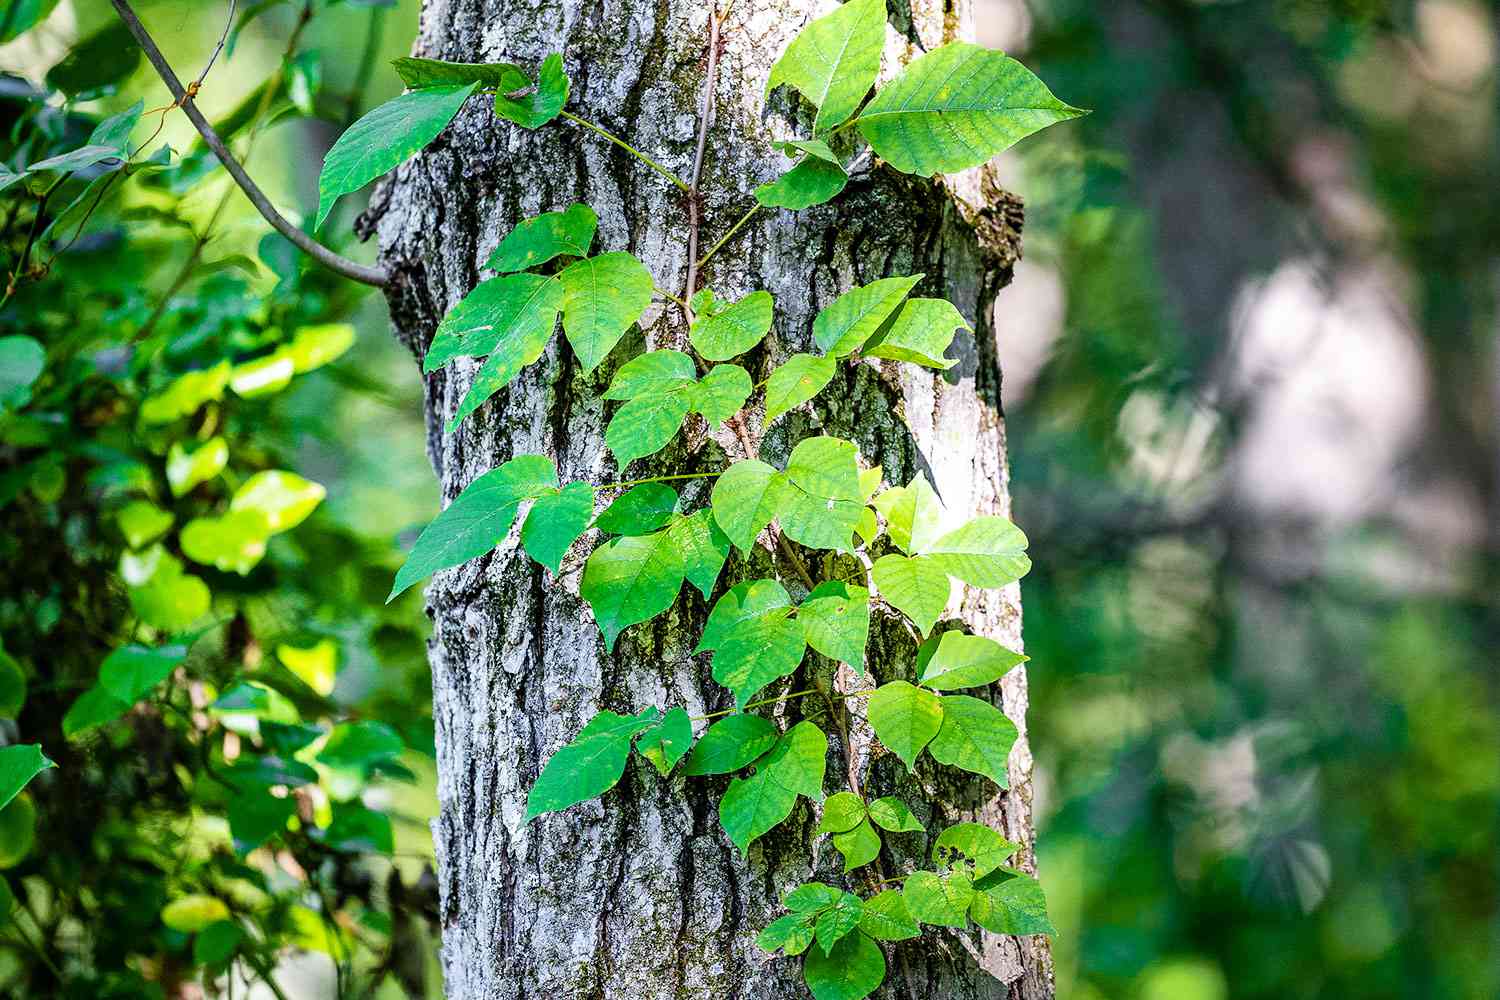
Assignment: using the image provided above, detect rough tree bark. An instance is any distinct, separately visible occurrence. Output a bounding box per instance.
[368,1,1052,998]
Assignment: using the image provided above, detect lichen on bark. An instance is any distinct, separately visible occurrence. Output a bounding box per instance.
[370,1,1053,997]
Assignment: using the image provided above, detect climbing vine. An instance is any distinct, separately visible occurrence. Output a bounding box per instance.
[322,2,1082,997]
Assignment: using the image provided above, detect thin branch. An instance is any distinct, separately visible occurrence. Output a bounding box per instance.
[108,0,388,288]
[559,111,690,192]
[194,0,238,92]
[595,471,721,491]
[681,4,727,323]
[696,202,760,270]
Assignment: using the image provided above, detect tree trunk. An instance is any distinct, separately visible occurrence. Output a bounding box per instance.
[369,1,1052,998]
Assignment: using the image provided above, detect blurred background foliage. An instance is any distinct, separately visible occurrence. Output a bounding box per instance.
[0,0,1495,998]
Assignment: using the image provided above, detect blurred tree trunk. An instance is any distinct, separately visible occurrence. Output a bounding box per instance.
[369,1,1051,997]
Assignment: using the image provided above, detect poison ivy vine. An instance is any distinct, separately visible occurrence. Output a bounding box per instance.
[319,2,1078,997]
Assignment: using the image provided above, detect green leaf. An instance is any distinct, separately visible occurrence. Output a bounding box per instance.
[116,501,174,550]
[162,896,230,934]
[580,530,684,650]
[872,477,945,555]
[123,548,211,633]
[62,686,130,738]
[0,0,61,45]
[636,706,693,776]
[867,681,943,771]
[916,631,1025,690]
[141,362,231,425]
[867,797,924,833]
[926,694,1017,787]
[317,721,404,771]
[814,892,864,954]
[801,930,886,1000]
[525,707,660,819]
[194,920,244,966]
[594,483,678,535]
[390,455,558,599]
[857,42,1084,177]
[317,82,478,229]
[521,482,595,573]
[228,792,297,855]
[766,0,887,133]
[758,913,816,956]
[764,352,836,424]
[166,437,228,497]
[696,578,792,652]
[0,649,25,718]
[211,682,299,725]
[831,819,882,873]
[718,720,826,852]
[689,290,774,361]
[557,252,655,372]
[711,608,807,709]
[494,53,569,129]
[970,872,1056,936]
[98,644,186,703]
[180,510,270,575]
[755,157,848,210]
[231,470,324,533]
[920,515,1031,587]
[683,714,778,776]
[277,640,337,697]
[858,890,919,941]
[487,203,598,272]
[665,509,731,599]
[933,821,1019,877]
[424,273,564,372]
[45,19,139,97]
[815,790,867,836]
[282,323,356,373]
[607,391,692,468]
[0,336,44,409]
[710,459,788,554]
[0,746,52,812]
[786,882,841,912]
[0,875,11,925]
[780,436,864,552]
[901,870,972,928]
[604,350,696,399]
[813,275,923,357]
[689,364,753,426]
[392,57,528,89]
[775,138,841,163]
[321,804,394,854]
[799,581,869,670]
[863,298,967,369]
[870,554,949,635]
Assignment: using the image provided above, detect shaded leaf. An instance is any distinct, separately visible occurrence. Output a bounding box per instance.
[594,482,677,535]
[932,821,1020,877]
[690,364,753,426]
[666,509,731,598]
[814,892,865,953]
[867,797,924,833]
[831,819,882,873]
[580,530,684,650]
[0,746,52,812]
[697,578,792,652]
[858,890,919,941]
[636,706,693,776]
[712,608,807,709]
[799,581,869,671]
[755,157,848,210]
[98,644,186,703]
[392,56,528,90]
[901,869,972,928]
[521,482,595,573]
[683,714,779,776]
[815,791,867,836]
[494,53,569,129]
[718,721,826,852]
[801,929,886,1000]
[710,459,787,554]
[317,82,478,228]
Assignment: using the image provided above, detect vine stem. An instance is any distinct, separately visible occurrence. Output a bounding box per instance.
[594,470,721,491]
[696,202,760,271]
[681,2,730,324]
[108,0,388,287]
[691,686,875,723]
[560,111,689,192]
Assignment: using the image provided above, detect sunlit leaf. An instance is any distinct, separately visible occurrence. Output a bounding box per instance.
[689,290,774,361]
[870,553,950,635]
[926,694,1017,787]
[901,869,972,928]
[494,53,569,129]
[557,252,655,372]
[856,42,1085,177]
[766,0,886,133]
[0,746,52,812]
[858,889,919,941]
[697,578,792,652]
[718,720,826,852]
[812,275,923,357]
[916,631,1026,691]
[799,581,868,671]
[764,352,835,425]
[166,437,228,497]
[521,482,595,573]
[683,713,779,776]
[863,298,967,369]
[665,509,731,598]
[867,680,943,771]
[580,529,684,650]
[831,819,882,873]
[801,929,886,1000]
[867,796,924,833]
[637,706,693,776]
[711,607,807,708]
[920,516,1031,587]
[710,459,787,554]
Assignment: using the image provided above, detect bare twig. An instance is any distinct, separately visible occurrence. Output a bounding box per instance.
[681,3,729,323]
[194,0,238,92]
[108,0,388,287]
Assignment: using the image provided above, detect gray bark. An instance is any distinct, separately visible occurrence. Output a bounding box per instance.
[369,1,1052,998]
